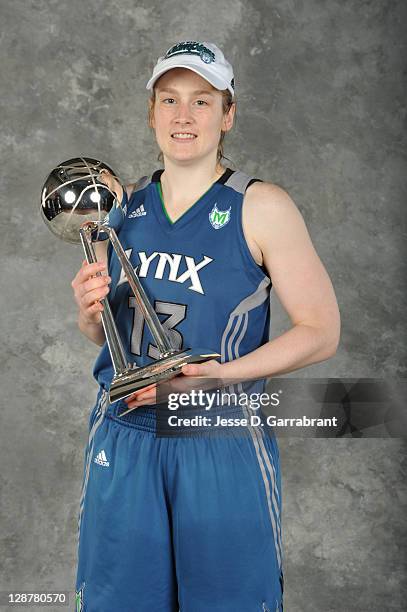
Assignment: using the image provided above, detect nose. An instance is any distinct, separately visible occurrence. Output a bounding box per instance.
[174,100,193,125]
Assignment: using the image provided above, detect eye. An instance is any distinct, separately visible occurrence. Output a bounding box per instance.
[195,99,208,106]
[162,97,175,104]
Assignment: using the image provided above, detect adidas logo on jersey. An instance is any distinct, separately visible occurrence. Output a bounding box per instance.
[128,204,147,218]
[94,449,110,467]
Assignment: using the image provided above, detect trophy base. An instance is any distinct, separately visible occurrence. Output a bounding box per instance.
[109,348,220,408]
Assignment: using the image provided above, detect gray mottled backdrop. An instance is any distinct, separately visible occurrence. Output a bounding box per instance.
[0,0,406,610]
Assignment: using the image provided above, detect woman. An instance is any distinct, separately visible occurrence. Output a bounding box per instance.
[72,41,340,612]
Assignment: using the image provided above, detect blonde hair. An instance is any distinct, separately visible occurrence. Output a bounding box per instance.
[148,87,235,165]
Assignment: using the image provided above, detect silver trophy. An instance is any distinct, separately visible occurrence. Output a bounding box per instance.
[40,157,220,409]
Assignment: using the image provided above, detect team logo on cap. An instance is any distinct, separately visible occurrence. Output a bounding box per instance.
[165,41,216,64]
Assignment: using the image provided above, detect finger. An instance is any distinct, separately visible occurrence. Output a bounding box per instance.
[98,169,112,183]
[182,363,201,376]
[124,395,155,408]
[139,389,157,401]
[86,301,104,314]
[124,389,143,402]
[81,284,111,308]
[124,389,157,405]
[75,270,110,297]
[137,382,157,393]
[124,390,156,404]
[123,390,147,404]
[124,386,155,398]
[78,261,107,282]
[124,382,157,399]
[123,400,141,409]
[79,275,111,298]
[76,277,108,300]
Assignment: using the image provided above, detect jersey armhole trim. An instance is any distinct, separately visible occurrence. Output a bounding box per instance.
[238,178,272,285]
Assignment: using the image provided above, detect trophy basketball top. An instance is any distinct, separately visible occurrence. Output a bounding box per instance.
[40,157,119,244]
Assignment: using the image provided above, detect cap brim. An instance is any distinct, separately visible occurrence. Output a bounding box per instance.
[146,61,233,96]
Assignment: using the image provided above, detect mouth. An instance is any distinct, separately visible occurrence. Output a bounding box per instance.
[171,132,197,140]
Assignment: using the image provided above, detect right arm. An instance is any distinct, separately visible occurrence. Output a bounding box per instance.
[71,175,135,346]
[71,240,110,347]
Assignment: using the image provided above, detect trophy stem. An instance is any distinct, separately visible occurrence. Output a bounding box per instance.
[105,226,177,357]
[79,227,129,375]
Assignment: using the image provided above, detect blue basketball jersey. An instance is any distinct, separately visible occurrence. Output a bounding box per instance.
[78,169,284,610]
[93,167,272,399]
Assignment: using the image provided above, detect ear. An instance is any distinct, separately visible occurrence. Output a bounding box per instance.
[148,98,155,129]
[221,102,236,133]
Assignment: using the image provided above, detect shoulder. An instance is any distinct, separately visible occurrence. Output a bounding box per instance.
[243,180,306,237]
[244,179,300,216]
[242,179,310,266]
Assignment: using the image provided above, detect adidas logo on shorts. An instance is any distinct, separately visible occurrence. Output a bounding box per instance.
[94,449,110,467]
[128,204,147,218]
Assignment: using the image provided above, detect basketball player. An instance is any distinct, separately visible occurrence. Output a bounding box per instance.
[71,41,340,612]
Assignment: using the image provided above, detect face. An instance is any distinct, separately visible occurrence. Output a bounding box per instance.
[149,67,235,166]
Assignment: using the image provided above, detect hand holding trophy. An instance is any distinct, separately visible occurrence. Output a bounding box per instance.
[40,157,220,412]
[96,167,123,205]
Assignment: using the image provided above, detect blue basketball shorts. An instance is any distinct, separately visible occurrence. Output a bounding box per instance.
[75,387,284,612]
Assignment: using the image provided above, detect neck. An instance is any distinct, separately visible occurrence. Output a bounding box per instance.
[159,156,226,211]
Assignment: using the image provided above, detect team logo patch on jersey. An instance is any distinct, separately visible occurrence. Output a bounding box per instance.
[209,203,231,229]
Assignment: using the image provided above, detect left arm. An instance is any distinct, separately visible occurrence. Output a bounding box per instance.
[213,181,341,379]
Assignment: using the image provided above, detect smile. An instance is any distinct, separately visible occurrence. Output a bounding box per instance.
[171,133,197,140]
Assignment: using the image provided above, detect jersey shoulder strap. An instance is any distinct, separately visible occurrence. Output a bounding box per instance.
[125,169,262,198]
[223,169,263,194]
[125,175,150,198]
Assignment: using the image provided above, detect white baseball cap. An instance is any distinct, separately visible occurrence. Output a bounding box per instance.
[146,41,235,98]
